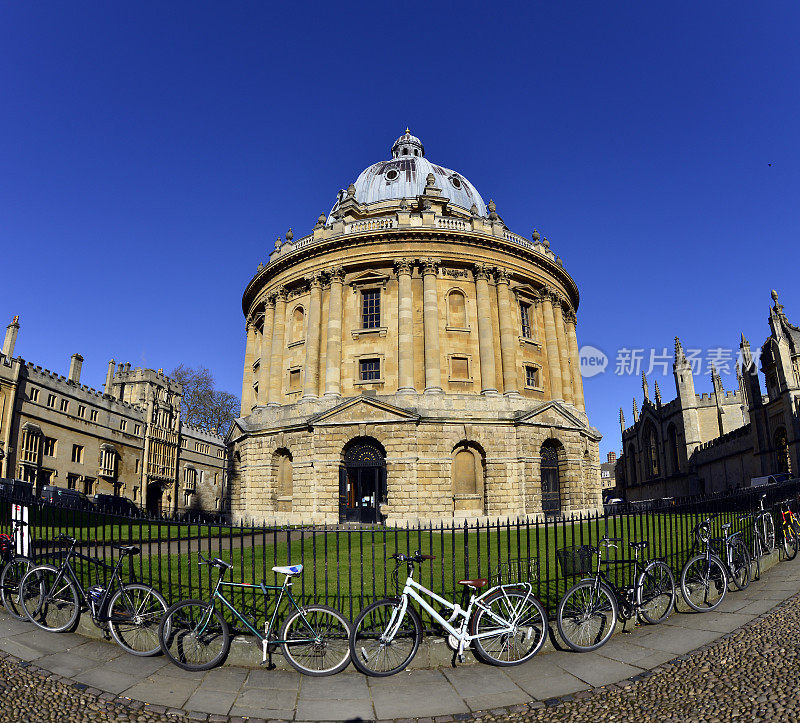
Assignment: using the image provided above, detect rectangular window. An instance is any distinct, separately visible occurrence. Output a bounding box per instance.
[525,365,540,388]
[134,424,140,435]
[288,369,301,392]
[71,444,84,464]
[119,419,127,432]
[100,447,117,478]
[362,289,381,329]
[90,410,98,422]
[47,394,56,408]
[60,398,69,413]
[77,405,86,418]
[451,356,470,380]
[135,458,140,474]
[29,388,39,403]
[43,437,57,457]
[66,473,79,491]
[520,302,532,338]
[359,358,381,381]
[20,429,40,463]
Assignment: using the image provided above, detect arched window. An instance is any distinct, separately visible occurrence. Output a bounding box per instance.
[642,423,660,479]
[447,290,467,328]
[628,443,637,486]
[540,439,563,515]
[274,448,293,512]
[291,306,305,343]
[774,428,791,474]
[452,442,485,515]
[667,424,680,474]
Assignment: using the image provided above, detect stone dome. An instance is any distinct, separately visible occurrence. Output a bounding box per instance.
[328,131,487,219]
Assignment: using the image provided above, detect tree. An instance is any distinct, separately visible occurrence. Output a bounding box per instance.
[170,364,239,437]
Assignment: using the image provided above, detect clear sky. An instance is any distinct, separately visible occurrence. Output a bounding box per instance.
[2,2,798,458]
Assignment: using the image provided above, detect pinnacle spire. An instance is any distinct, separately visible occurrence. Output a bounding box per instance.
[642,372,649,401]
[674,336,686,364]
[619,407,626,433]
[633,397,639,422]
[654,379,662,405]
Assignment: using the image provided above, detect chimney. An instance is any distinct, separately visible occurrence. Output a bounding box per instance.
[68,354,84,384]
[607,451,617,464]
[104,359,116,396]
[2,316,20,358]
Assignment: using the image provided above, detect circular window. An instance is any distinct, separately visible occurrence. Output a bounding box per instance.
[385,169,399,182]
[449,175,462,189]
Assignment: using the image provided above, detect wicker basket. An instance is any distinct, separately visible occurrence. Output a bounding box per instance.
[556,545,596,576]
[490,558,539,586]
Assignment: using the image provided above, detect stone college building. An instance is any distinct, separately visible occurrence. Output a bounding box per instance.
[228,131,602,524]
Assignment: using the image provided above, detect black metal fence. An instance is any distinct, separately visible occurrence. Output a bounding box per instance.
[2,478,799,632]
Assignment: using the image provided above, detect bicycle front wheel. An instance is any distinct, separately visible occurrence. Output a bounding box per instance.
[108,584,169,656]
[20,565,81,632]
[280,604,351,676]
[349,598,422,677]
[637,561,676,624]
[727,539,751,590]
[761,514,776,553]
[557,580,618,652]
[0,556,35,620]
[782,525,798,561]
[158,599,230,671]
[680,555,727,612]
[469,587,547,666]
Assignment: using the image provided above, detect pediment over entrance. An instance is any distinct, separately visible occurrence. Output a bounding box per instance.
[308,396,420,428]
[516,401,587,433]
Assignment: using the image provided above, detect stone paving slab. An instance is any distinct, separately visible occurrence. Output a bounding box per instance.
[0,554,798,721]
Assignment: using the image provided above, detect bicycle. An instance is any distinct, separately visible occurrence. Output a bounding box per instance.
[0,519,36,620]
[680,519,728,612]
[348,551,548,677]
[158,554,352,675]
[710,519,751,591]
[777,500,799,560]
[754,493,776,555]
[555,537,675,652]
[19,534,167,656]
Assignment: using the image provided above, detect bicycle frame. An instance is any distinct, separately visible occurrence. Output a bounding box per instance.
[582,542,655,613]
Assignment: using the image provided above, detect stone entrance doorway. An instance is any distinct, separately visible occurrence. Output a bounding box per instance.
[146,482,163,516]
[540,441,562,516]
[339,439,386,524]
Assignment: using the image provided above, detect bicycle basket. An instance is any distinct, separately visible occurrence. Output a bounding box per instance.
[490,558,539,586]
[556,546,596,576]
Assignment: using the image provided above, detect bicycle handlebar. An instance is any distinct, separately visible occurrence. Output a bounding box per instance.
[389,551,436,563]
[198,553,233,570]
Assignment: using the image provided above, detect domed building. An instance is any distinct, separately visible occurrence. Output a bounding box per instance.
[228,131,602,524]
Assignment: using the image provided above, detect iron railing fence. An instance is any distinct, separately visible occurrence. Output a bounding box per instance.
[2,478,799,633]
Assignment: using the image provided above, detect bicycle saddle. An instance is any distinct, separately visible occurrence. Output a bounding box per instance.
[457,578,488,588]
[112,544,140,555]
[721,523,732,531]
[272,564,303,576]
[629,541,648,550]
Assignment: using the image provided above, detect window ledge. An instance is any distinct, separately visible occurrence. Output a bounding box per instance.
[449,377,474,383]
[287,339,305,349]
[453,493,482,500]
[354,378,385,386]
[275,495,292,502]
[524,385,545,392]
[351,327,387,339]
[446,326,471,333]
[519,337,541,348]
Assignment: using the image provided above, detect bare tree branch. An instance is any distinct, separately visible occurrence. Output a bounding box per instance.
[170,365,239,436]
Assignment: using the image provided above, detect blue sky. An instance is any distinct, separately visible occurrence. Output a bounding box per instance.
[1,2,798,458]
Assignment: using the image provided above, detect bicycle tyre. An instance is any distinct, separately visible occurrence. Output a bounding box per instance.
[469,587,548,666]
[637,560,676,624]
[782,525,798,561]
[107,584,169,656]
[556,580,618,652]
[680,554,727,612]
[158,599,230,671]
[761,514,775,553]
[20,565,81,633]
[727,539,751,590]
[0,556,35,620]
[280,604,352,676]
[349,598,422,677]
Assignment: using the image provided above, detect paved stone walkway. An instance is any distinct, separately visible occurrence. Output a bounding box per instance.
[0,558,798,722]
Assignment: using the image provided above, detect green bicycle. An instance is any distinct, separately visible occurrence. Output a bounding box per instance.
[158,554,352,675]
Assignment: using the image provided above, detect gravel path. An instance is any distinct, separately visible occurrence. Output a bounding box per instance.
[1,592,799,721]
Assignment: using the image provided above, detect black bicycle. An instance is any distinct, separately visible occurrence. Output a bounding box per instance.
[0,519,35,620]
[19,534,168,656]
[680,518,728,612]
[556,537,676,652]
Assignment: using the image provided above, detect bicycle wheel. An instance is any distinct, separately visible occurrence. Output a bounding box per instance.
[782,525,798,561]
[727,538,751,590]
[761,514,775,553]
[0,556,35,620]
[107,584,169,656]
[20,565,81,632]
[349,598,422,677]
[469,587,548,666]
[637,560,676,624]
[158,599,230,671]
[557,580,618,652]
[680,555,727,612]
[280,604,351,676]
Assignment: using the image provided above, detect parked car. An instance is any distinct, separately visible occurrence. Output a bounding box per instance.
[92,493,141,517]
[603,497,626,515]
[750,473,793,487]
[175,508,228,525]
[0,478,35,504]
[40,485,94,511]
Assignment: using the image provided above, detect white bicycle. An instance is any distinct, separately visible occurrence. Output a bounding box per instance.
[348,551,548,676]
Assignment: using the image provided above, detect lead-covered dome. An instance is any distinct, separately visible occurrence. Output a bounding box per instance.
[329,131,487,219]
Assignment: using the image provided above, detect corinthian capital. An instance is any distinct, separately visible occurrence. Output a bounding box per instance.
[328,266,345,283]
[474,263,492,281]
[494,267,511,285]
[421,257,440,275]
[305,272,323,289]
[274,285,287,302]
[394,257,414,276]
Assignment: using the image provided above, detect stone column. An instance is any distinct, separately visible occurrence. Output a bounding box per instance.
[495,268,519,396]
[268,287,287,406]
[421,258,443,394]
[302,273,323,400]
[565,309,585,411]
[474,264,498,395]
[553,296,573,404]
[324,267,345,398]
[240,322,256,416]
[258,297,275,407]
[395,258,415,393]
[541,288,563,400]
